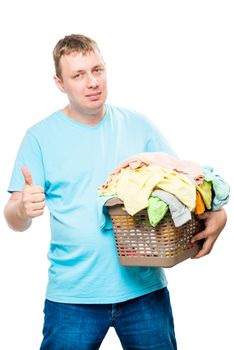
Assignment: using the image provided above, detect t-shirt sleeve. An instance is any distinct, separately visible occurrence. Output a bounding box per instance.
[8,131,46,193]
[143,117,178,157]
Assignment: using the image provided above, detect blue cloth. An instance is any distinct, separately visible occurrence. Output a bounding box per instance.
[203,166,230,210]
[8,104,176,304]
[39,288,177,350]
[97,194,116,230]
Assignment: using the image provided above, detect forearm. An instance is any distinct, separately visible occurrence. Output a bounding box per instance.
[4,198,32,232]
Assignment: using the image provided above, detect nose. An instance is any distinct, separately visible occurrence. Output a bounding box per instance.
[86,72,99,88]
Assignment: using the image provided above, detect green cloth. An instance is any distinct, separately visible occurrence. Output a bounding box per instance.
[196,180,212,210]
[147,196,168,227]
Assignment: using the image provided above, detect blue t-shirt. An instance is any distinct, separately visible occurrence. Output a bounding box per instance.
[8,104,176,303]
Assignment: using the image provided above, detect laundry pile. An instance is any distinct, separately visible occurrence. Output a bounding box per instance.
[98,152,230,228]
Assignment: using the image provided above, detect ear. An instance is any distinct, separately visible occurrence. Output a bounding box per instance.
[54,75,65,93]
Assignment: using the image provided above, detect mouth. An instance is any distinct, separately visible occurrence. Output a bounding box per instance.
[85,92,102,98]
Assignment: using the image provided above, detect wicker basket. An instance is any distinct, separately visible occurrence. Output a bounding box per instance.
[105,198,204,267]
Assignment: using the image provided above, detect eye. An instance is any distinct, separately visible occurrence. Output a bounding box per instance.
[73,72,83,79]
[94,67,104,74]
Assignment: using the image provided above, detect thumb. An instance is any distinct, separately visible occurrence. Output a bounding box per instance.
[21,166,34,186]
[196,211,211,220]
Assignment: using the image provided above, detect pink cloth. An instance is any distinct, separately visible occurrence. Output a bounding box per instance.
[99,152,204,191]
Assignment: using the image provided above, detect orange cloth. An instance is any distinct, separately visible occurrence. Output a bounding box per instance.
[195,190,206,215]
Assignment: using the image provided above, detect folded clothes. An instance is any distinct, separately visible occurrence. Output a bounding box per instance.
[151,189,192,227]
[99,165,196,215]
[98,152,230,229]
[196,180,212,210]
[203,166,230,210]
[195,191,206,215]
[99,152,204,192]
[97,195,115,230]
[147,196,168,227]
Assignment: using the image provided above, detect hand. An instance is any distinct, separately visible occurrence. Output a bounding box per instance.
[191,208,227,259]
[18,167,46,219]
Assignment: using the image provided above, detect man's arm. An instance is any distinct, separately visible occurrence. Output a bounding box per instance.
[4,167,45,232]
[191,208,227,258]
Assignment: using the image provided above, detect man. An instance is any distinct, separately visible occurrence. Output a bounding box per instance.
[4,34,227,350]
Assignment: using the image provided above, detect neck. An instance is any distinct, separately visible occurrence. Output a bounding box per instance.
[62,105,106,126]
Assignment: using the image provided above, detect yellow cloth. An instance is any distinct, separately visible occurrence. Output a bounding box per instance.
[196,180,212,210]
[100,165,196,215]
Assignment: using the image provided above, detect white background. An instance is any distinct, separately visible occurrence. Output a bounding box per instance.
[0,0,233,349]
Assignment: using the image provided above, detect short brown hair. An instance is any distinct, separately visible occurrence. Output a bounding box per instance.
[53,34,100,78]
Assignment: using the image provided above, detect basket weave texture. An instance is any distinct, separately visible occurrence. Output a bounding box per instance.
[106,199,204,267]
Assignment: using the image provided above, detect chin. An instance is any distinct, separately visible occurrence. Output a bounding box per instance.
[89,99,105,109]
[85,103,105,116]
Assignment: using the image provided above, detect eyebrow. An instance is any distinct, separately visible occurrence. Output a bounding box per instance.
[71,65,105,75]
[71,69,84,75]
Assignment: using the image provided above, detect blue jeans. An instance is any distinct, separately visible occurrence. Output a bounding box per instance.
[40,287,177,350]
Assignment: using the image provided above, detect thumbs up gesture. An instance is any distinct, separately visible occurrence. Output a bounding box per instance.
[19,167,46,219]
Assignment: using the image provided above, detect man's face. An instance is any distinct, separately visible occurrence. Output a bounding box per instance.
[55,50,107,116]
